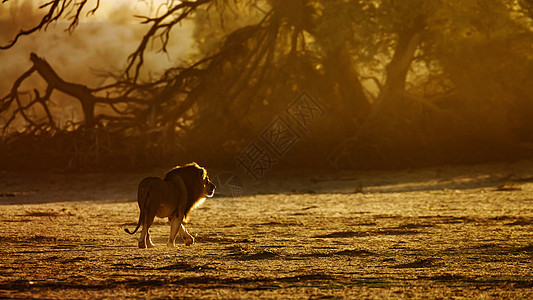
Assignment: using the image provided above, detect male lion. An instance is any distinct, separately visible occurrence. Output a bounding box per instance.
[125,162,215,248]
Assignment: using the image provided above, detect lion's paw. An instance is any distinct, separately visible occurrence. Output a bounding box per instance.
[184,236,195,246]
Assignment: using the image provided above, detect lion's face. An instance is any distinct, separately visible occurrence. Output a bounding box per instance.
[204,176,216,197]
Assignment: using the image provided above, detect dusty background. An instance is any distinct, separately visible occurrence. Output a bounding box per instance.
[0,161,532,299]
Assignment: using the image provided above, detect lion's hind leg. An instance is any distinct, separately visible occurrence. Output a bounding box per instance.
[138,187,160,249]
[139,216,156,249]
[138,225,154,248]
[145,231,155,248]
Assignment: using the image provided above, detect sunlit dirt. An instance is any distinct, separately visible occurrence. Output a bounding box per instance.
[0,161,532,298]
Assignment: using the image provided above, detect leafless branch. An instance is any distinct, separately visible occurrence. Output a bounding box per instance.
[0,0,99,50]
[1,53,154,135]
[126,0,212,83]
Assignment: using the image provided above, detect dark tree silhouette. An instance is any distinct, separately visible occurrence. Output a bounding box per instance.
[1,0,533,170]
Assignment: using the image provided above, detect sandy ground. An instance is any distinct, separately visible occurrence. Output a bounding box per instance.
[0,161,532,299]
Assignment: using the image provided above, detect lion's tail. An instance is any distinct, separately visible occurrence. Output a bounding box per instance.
[124,208,143,235]
[125,184,150,235]
[124,215,142,234]
[124,226,140,235]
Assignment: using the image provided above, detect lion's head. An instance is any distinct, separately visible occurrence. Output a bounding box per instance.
[164,162,216,216]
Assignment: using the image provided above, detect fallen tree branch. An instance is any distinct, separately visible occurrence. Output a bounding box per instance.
[1,53,152,134]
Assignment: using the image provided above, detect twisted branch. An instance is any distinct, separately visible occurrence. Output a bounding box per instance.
[0,0,99,50]
[126,0,212,83]
[1,53,150,134]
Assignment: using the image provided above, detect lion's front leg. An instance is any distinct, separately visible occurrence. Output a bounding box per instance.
[167,216,183,248]
[179,224,194,246]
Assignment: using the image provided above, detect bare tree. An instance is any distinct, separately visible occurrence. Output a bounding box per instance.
[1,0,532,170]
